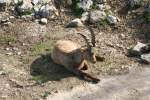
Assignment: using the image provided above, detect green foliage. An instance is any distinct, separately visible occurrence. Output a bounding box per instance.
[72,0,84,16]
[32,74,50,83]
[91,1,98,10]
[0,35,17,44]
[143,10,150,22]
[30,41,53,56]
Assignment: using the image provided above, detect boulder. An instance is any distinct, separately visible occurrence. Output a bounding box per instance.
[107,15,118,24]
[15,0,33,15]
[89,10,106,23]
[66,18,84,27]
[141,53,150,64]
[77,0,93,11]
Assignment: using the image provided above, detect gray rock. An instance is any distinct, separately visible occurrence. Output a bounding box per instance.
[34,2,57,18]
[0,0,6,4]
[40,18,48,24]
[129,0,145,8]
[141,53,150,63]
[106,15,118,24]
[90,10,106,23]
[66,18,84,27]
[128,42,146,57]
[0,70,6,75]
[94,0,107,4]
[31,0,39,5]
[0,17,9,23]
[0,0,11,6]
[77,0,93,11]
[15,0,33,15]
[146,4,150,14]
[0,0,11,10]
[38,4,50,18]
[97,4,105,11]
[133,42,146,52]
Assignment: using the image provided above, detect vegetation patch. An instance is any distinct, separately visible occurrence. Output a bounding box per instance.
[29,40,54,56]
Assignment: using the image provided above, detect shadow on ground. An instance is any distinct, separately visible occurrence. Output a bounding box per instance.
[30,54,74,83]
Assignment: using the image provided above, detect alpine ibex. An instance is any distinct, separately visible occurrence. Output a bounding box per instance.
[51,28,104,83]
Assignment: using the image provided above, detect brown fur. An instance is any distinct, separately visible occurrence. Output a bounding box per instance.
[51,40,100,83]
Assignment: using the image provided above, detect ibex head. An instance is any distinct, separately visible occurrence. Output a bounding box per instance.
[77,31,97,63]
[78,26,105,63]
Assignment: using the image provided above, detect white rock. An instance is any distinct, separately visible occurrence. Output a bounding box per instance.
[6,52,13,56]
[66,18,84,27]
[9,16,15,19]
[77,0,93,11]
[133,42,146,52]
[5,47,10,51]
[31,0,39,5]
[141,53,150,63]
[90,10,106,23]
[17,51,22,55]
[98,4,105,11]
[16,0,33,14]
[40,18,48,24]
[0,70,6,75]
[107,15,118,24]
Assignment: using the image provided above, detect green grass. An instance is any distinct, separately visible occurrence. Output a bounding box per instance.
[31,75,50,84]
[143,10,150,22]
[30,40,54,56]
[0,35,17,44]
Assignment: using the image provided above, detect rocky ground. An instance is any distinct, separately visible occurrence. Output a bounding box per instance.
[0,0,150,100]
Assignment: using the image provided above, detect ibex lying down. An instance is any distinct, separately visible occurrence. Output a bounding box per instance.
[51,30,104,83]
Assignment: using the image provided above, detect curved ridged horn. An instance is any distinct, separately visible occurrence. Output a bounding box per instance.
[77,33,91,48]
[87,26,96,47]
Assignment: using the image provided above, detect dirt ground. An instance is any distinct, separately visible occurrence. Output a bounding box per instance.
[0,0,150,100]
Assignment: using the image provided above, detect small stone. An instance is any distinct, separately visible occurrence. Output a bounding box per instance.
[66,18,84,27]
[40,18,48,24]
[17,51,21,55]
[0,70,6,75]
[9,16,15,19]
[107,15,118,24]
[5,47,10,51]
[6,52,13,56]
[1,17,9,23]
[97,4,105,11]
[13,47,19,51]
[21,15,33,20]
